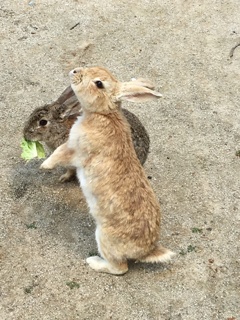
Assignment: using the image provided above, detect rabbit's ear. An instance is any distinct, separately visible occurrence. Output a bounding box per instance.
[116,83,162,103]
[130,78,155,90]
[56,85,75,105]
[60,96,81,119]
[51,96,81,120]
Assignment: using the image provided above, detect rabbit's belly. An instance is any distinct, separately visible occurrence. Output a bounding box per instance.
[77,168,97,214]
[68,115,84,149]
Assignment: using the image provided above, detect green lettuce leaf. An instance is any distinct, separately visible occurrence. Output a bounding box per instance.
[21,138,46,161]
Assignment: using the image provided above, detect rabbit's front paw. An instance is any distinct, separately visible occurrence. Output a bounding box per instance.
[40,158,55,170]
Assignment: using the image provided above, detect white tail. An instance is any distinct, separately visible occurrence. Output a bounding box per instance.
[140,245,175,263]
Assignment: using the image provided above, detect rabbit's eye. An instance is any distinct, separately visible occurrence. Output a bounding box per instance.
[39,119,48,126]
[95,80,104,89]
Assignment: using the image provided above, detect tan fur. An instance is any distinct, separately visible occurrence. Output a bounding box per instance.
[41,66,174,274]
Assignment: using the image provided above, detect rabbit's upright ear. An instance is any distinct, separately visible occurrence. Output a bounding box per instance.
[116,82,162,103]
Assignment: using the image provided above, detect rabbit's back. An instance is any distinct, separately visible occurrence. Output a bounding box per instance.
[122,108,149,165]
[23,98,149,164]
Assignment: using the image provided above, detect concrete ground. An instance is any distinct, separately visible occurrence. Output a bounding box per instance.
[0,1,239,319]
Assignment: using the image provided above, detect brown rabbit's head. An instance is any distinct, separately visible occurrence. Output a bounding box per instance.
[23,104,55,142]
[69,66,162,114]
[23,98,81,150]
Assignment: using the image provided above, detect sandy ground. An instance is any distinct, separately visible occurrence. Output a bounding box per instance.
[0,1,240,319]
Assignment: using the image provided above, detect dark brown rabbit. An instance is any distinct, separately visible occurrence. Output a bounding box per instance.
[23,84,150,181]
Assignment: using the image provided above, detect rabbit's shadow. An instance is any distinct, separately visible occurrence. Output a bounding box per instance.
[10,160,172,270]
[10,159,96,258]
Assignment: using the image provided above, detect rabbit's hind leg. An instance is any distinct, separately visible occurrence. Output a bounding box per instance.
[59,167,76,182]
[86,226,128,275]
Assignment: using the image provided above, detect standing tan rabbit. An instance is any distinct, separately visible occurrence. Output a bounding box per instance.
[23,84,150,181]
[41,66,175,275]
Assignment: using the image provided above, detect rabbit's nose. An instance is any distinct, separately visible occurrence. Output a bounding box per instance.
[71,67,82,75]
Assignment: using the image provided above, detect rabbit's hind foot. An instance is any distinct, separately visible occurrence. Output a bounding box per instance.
[86,256,128,275]
[59,168,76,182]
